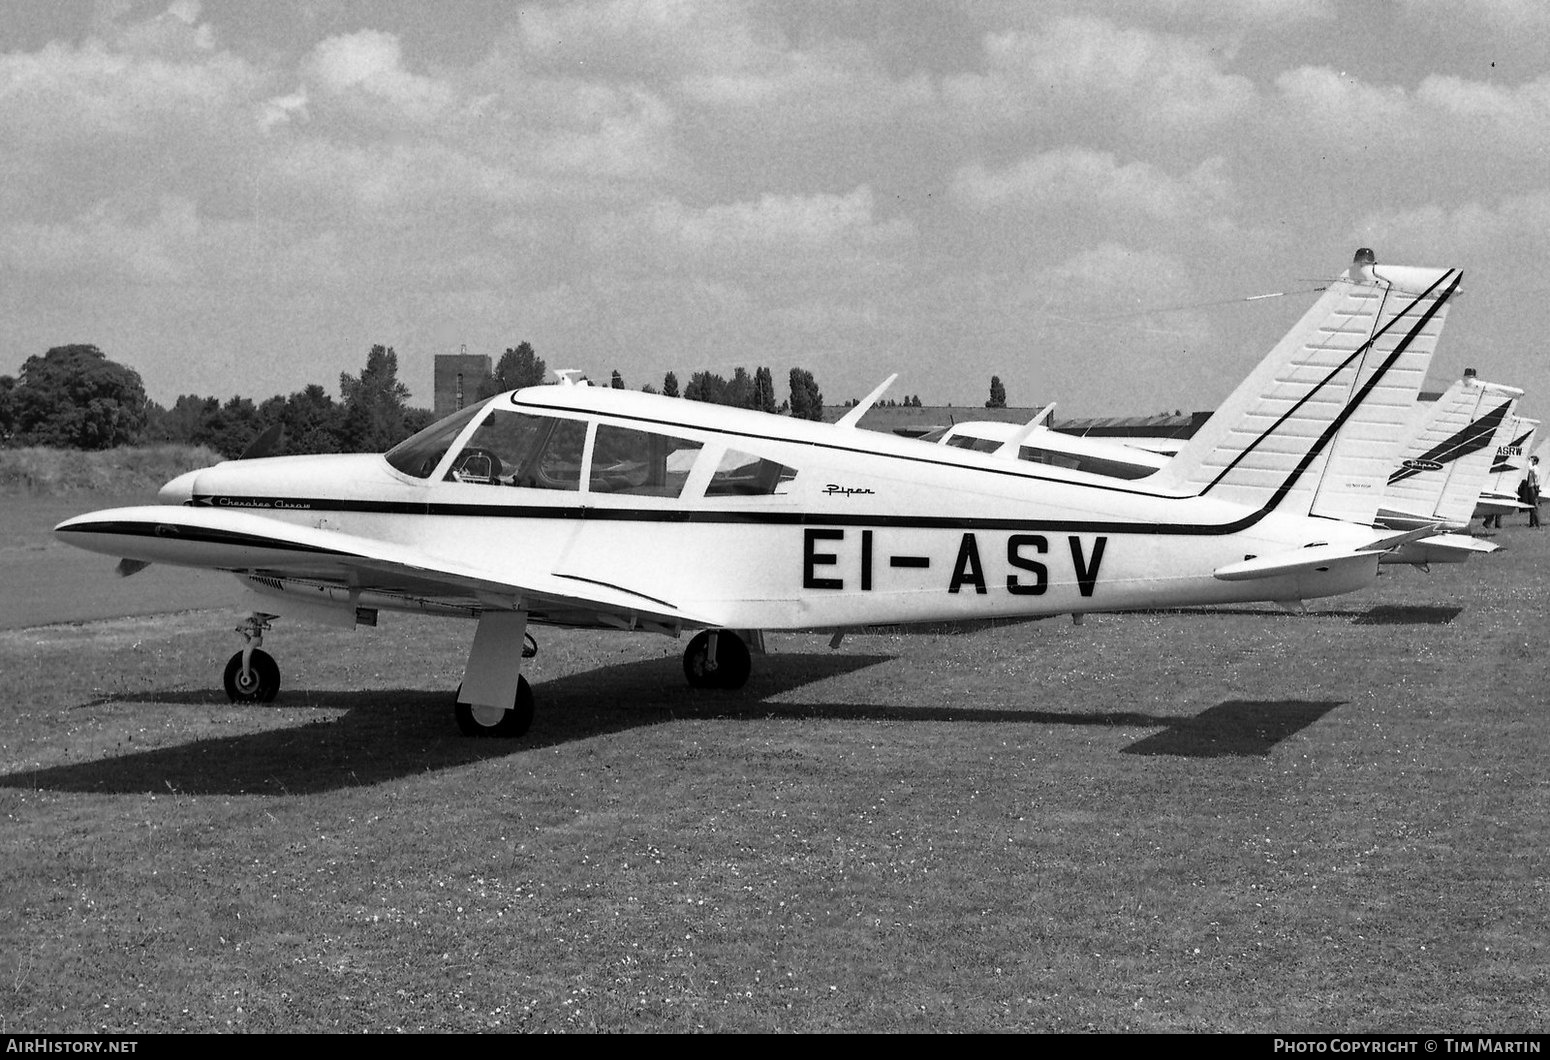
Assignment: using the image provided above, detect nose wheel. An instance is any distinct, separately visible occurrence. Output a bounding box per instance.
[683,630,751,690]
[224,612,281,702]
[224,647,280,702]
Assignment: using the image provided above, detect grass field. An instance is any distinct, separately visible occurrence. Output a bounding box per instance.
[0,495,1545,1032]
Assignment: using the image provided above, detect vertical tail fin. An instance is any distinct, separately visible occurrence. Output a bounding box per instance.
[1155,249,1461,525]
[1378,375,1521,530]
[1480,414,1539,503]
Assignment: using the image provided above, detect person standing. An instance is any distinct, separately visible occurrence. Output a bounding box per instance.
[1527,455,1543,528]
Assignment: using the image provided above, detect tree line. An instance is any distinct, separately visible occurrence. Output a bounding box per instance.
[0,342,832,458]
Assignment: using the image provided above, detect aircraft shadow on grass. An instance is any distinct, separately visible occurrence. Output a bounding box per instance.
[2,653,1342,796]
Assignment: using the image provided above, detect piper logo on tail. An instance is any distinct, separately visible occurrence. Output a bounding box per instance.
[1400,458,1444,473]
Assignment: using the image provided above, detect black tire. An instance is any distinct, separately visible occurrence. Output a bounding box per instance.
[223,649,280,703]
[454,676,534,738]
[682,630,751,690]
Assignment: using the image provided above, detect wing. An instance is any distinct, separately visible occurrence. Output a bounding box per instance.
[54,505,710,630]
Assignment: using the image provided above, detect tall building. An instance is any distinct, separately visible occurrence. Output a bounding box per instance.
[433,353,491,419]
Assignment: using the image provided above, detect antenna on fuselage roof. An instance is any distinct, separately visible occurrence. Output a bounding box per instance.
[553,369,590,386]
[835,374,899,429]
[991,403,1056,459]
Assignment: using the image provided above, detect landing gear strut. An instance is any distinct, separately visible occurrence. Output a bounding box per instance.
[683,630,751,690]
[454,611,536,738]
[224,612,280,702]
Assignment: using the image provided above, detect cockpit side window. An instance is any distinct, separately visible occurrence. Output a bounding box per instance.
[385,402,485,479]
[590,425,703,497]
[446,408,587,490]
[705,449,797,496]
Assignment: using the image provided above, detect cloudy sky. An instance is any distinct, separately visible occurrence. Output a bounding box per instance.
[3,0,1548,421]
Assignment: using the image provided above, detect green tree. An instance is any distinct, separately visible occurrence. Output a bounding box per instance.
[145,393,218,446]
[203,396,265,459]
[276,384,345,454]
[726,367,754,408]
[478,341,547,397]
[987,375,1007,409]
[0,375,16,442]
[684,370,728,403]
[9,344,149,449]
[610,369,626,389]
[753,366,778,414]
[339,344,411,452]
[402,406,435,436]
[788,367,823,420]
[662,371,680,398]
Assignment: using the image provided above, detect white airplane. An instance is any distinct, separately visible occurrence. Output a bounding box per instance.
[1475,414,1539,521]
[56,249,1460,738]
[1376,371,1521,533]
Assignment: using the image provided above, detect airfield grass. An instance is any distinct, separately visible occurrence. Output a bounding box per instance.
[0,511,1546,1031]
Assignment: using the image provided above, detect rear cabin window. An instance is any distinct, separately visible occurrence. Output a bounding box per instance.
[945,435,1002,454]
[1017,446,1156,480]
[446,409,587,491]
[589,425,703,497]
[705,449,797,496]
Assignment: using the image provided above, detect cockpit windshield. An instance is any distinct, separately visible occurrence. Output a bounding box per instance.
[384,402,486,478]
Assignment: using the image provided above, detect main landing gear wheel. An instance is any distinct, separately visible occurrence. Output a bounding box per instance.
[454,676,535,738]
[223,649,280,703]
[682,630,751,690]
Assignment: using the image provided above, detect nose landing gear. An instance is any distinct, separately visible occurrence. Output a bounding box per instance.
[224,612,281,702]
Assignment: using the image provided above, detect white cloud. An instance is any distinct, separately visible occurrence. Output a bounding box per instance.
[521,85,677,180]
[944,17,1256,132]
[0,37,261,141]
[259,137,534,222]
[303,30,456,124]
[99,0,218,58]
[1396,0,1550,33]
[596,186,914,259]
[949,150,1235,224]
[0,196,200,284]
[1266,65,1550,191]
[1273,66,1418,135]
[516,0,768,79]
[1415,73,1550,142]
[260,85,309,130]
[1361,191,1550,257]
[672,186,907,249]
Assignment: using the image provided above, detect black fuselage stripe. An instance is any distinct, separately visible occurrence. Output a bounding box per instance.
[169,498,1342,538]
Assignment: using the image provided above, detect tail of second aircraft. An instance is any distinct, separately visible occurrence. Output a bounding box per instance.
[1155,249,1462,525]
[1476,414,1540,516]
[1377,373,1521,531]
